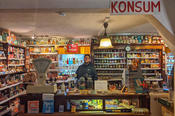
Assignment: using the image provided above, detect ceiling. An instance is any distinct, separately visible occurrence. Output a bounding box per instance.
[0,10,157,38]
[0,0,174,39]
[1,0,169,38]
[163,0,175,34]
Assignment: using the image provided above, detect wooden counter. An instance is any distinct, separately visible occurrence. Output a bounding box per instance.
[19,112,150,116]
[19,93,150,116]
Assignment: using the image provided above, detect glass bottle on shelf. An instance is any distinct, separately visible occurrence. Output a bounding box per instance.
[126,36,130,44]
[148,36,152,44]
[130,36,133,43]
[141,36,144,43]
[135,36,138,43]
[73,58,75,64]
[145,36,148,43]
[61,83,65,93]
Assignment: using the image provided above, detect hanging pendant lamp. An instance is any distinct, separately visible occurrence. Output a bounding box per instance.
[99,22,113,48]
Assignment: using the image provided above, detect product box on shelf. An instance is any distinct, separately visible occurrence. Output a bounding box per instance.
[27,101,39,113]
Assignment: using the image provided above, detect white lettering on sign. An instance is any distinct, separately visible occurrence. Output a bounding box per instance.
[95,80,108,90]
[111,0,161,15]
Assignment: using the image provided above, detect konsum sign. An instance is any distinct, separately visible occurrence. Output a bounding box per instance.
[111,0,161,15]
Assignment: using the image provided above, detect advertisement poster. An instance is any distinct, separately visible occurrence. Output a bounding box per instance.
[67,44,78,53]
[42,100,54,113]
[27,101,39,113]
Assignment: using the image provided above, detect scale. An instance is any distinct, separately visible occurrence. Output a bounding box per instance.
[26,58,57,93]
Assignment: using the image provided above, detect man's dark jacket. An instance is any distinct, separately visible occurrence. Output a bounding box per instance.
[76,63,97,81]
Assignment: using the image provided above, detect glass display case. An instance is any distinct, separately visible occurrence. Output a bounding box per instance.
[105,99,138,110]
[166,53,174,77]
[65,94,150,115]
[58,54,85,76]
[69,99,103,110]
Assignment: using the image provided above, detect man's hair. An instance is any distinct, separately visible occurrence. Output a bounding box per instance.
[84,54,91,58]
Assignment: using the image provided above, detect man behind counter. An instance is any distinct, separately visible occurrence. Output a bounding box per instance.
[76,54,98,82]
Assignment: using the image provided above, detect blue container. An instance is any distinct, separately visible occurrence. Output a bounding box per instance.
[82,102,88,110]
[42,100,54,113]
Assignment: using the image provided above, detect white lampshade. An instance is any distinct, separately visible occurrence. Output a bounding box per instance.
[99,38,113,48]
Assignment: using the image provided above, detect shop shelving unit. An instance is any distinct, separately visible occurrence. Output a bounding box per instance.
[0,41,27,115]
[92,48,126,80]
[0,41,27,74]
[27,44,59,84]
[28,44,58,67]
[91,35,165,82]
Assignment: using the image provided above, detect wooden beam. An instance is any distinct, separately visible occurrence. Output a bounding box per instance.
[144,15,175,55]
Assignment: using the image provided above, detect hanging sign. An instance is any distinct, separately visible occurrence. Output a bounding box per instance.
[80,46,91,54]
[58,47,66,54]
[111,0,161,15]
[67,44,78,52]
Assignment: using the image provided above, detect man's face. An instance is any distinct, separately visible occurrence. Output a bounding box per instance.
[84,56,91,63]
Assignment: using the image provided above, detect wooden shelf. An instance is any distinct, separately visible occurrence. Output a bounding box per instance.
[95,63,125,65]
[0,107,11,116]
[33,60,56,64]
[98,73,122,76]
[94,52,124,54]
[142,73,161,75]
[94,58,126,60]
[127,51,158,53]
[58,44,90,47]
[127,57,159,59]
[96,68,124,70]
[0,71,26,76]
[0,41,8,44]
[30,61,58,64]
[30,53,57,55]
[0,91,26,105]
[144,78,163,81]
[0,82,22,91]
[128,63,159,65]
[141,68,161,70]
[0,57,6,60]
[56,79,75,83]
[8,64,25,66]
[8,43,26,49]
[92,43,164,46]
[48,69,59,72]
[141,63,160,64]
[8,58,25,60]
[23,82,35,84]
[115,43,164,46]
[28,45,55,47]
